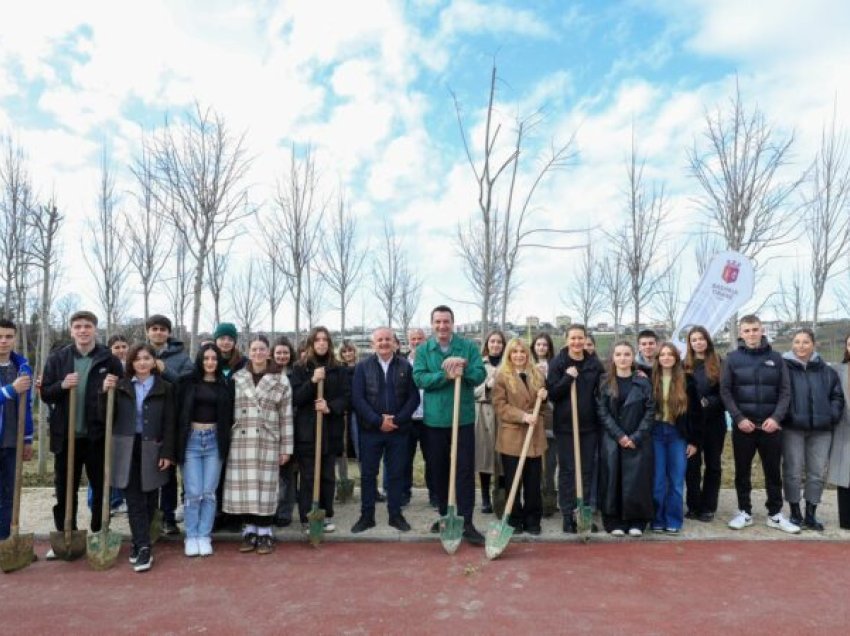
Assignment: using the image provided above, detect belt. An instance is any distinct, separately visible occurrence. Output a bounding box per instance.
[191,422,217,431]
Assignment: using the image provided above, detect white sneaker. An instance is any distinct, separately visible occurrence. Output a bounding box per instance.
[767,513,801,534]
[628,527,643,537]
[45,548,57,561]
[198,537,213,556]
[184,538,199,557]
[610,529,625,537]
[728,510,753,530]
[323,521,336,533]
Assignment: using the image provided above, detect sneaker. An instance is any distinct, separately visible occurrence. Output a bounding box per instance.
[351,515,376,534]
[128,545,139,564]
[728,510,753,530]
[256,535,275,555]
[111,502,128,515]
[651,526,664,534]
[684,509,698,520]
[133,547,153,573]
[184,538,200,557]
[628,527,643,537]
[525,525,542,536]
[163,520,180,536]
[274,514,292,529]
[562,517,577,534]
[767,513,801,534]
[198,537,213,557]
[323,520,336,533]
[697,512,715,523]
[301,522,309,535]
[45,548,58,561]
[239,533,258,553]
[388,514,411,532]
[664,528,680,535]
[610,529,625,537]
[463,523,485,546]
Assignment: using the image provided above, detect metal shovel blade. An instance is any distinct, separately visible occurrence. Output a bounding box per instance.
[575,499,594,541]
[0,533,35,573]
[307,505,326,546]
[439,505,463,555]
[484,518,514,561]
[86,528,122,571]
[49,529,87,561]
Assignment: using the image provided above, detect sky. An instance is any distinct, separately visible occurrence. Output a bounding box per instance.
[1,0,849,335]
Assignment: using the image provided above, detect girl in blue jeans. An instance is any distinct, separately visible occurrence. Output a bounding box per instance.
[177,344,234,557]
[651,343,702,533]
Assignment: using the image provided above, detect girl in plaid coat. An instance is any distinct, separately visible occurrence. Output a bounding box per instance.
[223,335,293,555]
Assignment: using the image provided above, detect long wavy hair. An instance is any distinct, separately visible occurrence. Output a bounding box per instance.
[684,325,721,385]
[498,338,544,393]
[605,340,635,398]
[653,342,688,421]
[531,332,555,363]
[481,329,507,357]
[301,326,338,368]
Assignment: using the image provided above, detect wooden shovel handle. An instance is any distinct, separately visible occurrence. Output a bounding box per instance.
[100,388,115,530]
[570,382,583,498]
[504,395,543,518]
[312,379,324,502]
[447,376,462,508]
[64,389,77,534]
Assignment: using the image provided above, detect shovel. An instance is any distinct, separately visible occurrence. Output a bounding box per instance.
[439,376,464,555]
[307,379,326,546]
[87,388,121,570]
[571,383,593,540]
[485,395,543,560]
[49,389,87,560]
[0,376,35,573]
[336,413,354,504]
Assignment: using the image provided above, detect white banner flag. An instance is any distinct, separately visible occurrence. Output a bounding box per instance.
[671,250,755,354]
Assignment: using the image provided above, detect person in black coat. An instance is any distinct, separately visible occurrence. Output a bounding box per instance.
[102,344,176,572]
[176,344,234,556]
[546,324,604,533]
[650,343,702,534]
[684,326,726,522]
[272,337,297,528]
[782,328,844,530]
[596,341,655,536]
[291,327,351,532]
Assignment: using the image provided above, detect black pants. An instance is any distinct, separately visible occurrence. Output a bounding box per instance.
[501,453,542,528]
[404,419,434,501]
[275,461,297,522]
[53,437,104,533]
[242,514,273,529]
[297,451,335,523]
[426,424,475,523]
[124,436,158,548]
[556,430,598,516]
[732,427,783,515]
[686,416,726,514]
[837,486,850,529]
[159,465,177,523]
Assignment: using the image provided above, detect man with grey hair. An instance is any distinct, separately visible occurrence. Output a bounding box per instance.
[350,327,420,533]
[402,327,436,507]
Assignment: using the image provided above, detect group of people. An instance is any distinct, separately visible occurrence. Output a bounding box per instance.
[2,307,850,574]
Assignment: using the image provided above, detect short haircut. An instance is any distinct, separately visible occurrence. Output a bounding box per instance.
[566,324,587,336]
[107,334,128,347]
[125,343,159,379]
[792,327,815,343]
[637,329,658,341]
[70,310,98,326]
[430,305,454,321]
[0,318,16,332]
[145,314,173,332]
[739,314,761,326]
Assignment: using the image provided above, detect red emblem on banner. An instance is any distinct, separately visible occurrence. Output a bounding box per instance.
[722,260,740,284]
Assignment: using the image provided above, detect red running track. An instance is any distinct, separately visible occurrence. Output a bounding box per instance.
[2,540,848,634]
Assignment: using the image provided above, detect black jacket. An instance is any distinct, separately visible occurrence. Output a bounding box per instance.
[175,375,235,462]
[720,337,791,425]
[351,354,420,432]
[547,350,604,434]
[40,343,124,452]
[290,359,351,456]
[782,353,844,432]
[688,358,726,434]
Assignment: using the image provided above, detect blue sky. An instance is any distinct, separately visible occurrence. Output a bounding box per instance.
[1,0,848,332]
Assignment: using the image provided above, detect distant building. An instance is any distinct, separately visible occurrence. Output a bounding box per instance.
[555,315,571,329]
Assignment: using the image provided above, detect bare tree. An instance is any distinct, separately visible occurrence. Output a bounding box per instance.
[320,193,366,336]
[804,102,850,328]
[302,265,325,331]
[28,196,62,473]
[150,103,253,352]
[599,247,629,336]
[83,146,130,338]
[373,220,403,328]
[694,227,721,277]
[273,144,324,346]
[54,292,80,334]
[397,263,422,337]
[565,236,605,327]
[259,231,289,336]
[616,132,672,330]
[205,238,232,328]
[229,261,264,339]
[654,257,682,330]
[166,234,193,343]
[773,266,811,328]
[128,143,173,324]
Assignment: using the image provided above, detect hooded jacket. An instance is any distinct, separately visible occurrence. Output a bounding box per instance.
[154,338,194,383]
[782,351,844,432]
[0,351,34,445]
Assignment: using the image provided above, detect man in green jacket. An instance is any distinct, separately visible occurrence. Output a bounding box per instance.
[413,305,486,545]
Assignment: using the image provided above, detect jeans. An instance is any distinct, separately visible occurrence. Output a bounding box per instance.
[781,428,832,505]
[0,447,16,539]
[652,422,687,531]
[182,429,222,539]
[360,428,409,517]
[732,427,783,515]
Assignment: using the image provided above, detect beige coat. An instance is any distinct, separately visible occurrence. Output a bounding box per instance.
[474,358,499,474]
[493,371,548,458]
[827,362,850,488]
[223,367,294,516]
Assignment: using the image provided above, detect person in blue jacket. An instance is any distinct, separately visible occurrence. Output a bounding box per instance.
[0,318,33,540]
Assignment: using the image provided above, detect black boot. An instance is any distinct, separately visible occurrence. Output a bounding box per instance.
[789,502,803,527]
[479,473,493,513]
[804,501,824,531]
